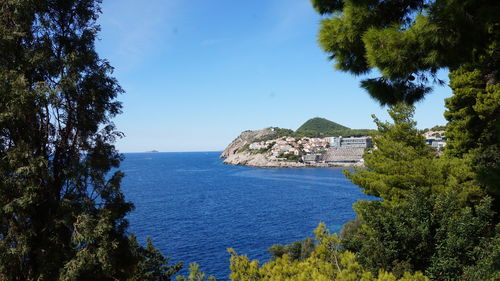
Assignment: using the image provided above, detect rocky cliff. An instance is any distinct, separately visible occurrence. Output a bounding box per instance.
[220,127,304,167]
[222,151,306,167]
[220,127,276,159]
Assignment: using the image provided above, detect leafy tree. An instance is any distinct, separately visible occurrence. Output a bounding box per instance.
[342,191,497,280]
[342,105,498,280]
[312,0,499,104]
[445,67,500,197]
[129,236,183,281]
[461,224,500,281]
[346,104,482,205]
[228,223,429,281]
[312,0,500,202]
[345,104,437,202]
[0,0,180,280]
[268,237,315,261]
[176,263,216,281]
[421,126,446,133]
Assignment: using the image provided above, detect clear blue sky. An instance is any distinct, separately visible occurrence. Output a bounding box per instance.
[96,0,452,152]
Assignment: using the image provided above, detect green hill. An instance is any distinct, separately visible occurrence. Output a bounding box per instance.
[296,117,374,137]
[297,117,349,132]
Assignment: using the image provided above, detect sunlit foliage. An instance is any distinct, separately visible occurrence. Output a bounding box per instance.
[228,223,429,281]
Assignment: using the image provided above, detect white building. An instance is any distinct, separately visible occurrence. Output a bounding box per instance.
[324,137,338,146]
[339,136,372,148]
[431,140,446,148]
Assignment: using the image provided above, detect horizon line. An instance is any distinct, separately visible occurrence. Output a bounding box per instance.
[118,150,224,154]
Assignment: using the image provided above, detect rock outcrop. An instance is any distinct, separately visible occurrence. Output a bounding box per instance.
[220,127,276,159]
[223,151,306,168]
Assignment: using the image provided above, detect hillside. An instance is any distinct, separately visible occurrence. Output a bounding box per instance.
[220,127,277,158]
[296,117,373,137]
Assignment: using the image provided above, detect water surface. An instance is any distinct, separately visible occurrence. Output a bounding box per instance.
[120,152,372,280]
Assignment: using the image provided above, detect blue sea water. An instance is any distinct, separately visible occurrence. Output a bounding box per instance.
[120,152,373,280]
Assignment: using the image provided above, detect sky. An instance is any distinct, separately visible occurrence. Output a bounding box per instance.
[96,0,452,152]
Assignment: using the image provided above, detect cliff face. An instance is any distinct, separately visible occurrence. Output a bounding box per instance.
[222,151,306,167]
[220,127,276,159]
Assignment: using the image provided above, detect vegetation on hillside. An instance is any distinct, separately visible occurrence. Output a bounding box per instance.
[421,125,446,133]
[297,117,349,133]
[253,127,295,143]
[295,117,374,137]
[246,119,374,145]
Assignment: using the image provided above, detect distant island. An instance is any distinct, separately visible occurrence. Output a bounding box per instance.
[220,118,375,168]
[145,150,159,153]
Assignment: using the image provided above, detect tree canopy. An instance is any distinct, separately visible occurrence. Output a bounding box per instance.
[343,104,498,280]
[0,0,180,280]
[313,0,500,105]
[313,0,500,205]
[228,223,429,281]
[312,0,500,277]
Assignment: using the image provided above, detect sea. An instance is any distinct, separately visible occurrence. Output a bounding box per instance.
[120,152,373,280]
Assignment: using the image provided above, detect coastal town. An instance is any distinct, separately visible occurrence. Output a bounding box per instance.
[241,129,447,166]
[246,135,372,165]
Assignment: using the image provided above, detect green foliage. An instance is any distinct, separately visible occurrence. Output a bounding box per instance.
[237,144,250,153]
[280,153,301,162]
[253,127,294,142]
[228,223,429,281]
[228,105,498,280]
[445,67,500,197]
[268,238,315,261]
[313,0,500,105]
[421,126,446,133]
[343,192,497,280]
[295,117,373,137]
[297,117,349,133]
[460,224,500,281]
[343,105,497,280]
[176,263,216,281]
[313,0,500,202]
[129,236,182,281]
[254,147,269,154]
[310,0,343,15]
[346,104,442,202]
[312,1,500,279]
[271,127,294,139]
[0,1,179,280]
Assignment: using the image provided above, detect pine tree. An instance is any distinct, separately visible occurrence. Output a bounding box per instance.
[445,67,500,197]
[312,0,500,205]
[342,105,498,280]
[0,1,180,280]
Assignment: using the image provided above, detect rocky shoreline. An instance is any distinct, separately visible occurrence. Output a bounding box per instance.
[222,151,362,168]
